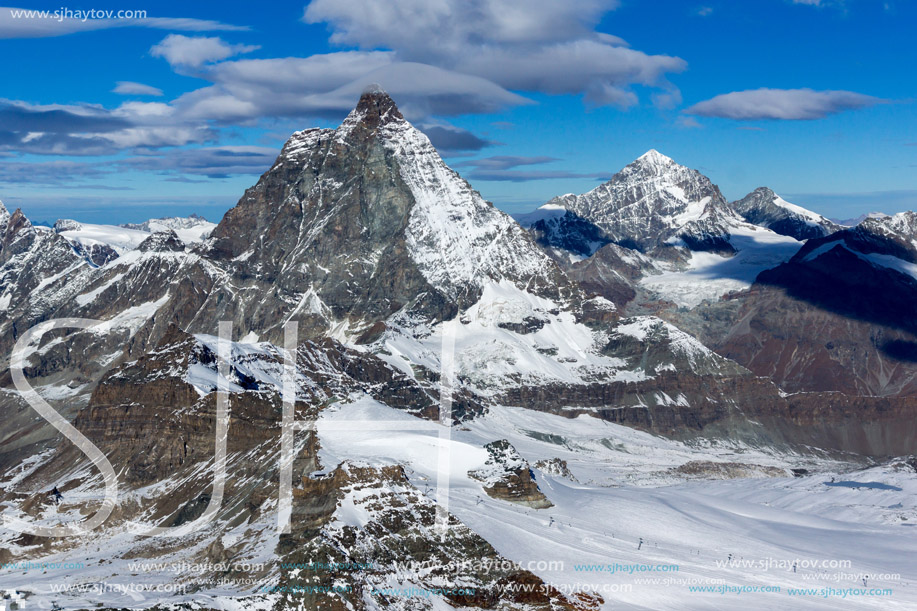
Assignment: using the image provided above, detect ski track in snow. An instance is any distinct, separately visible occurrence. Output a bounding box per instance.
[316,398,917,610]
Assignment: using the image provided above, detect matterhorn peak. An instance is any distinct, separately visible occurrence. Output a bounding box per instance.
[345,83,404,129]
[362,82,387,95]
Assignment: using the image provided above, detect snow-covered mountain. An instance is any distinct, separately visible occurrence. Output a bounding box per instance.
[0,207,85,316]
[3,93,917,611]
[523,152,806,308]
[53,215,215,266]
[202,87,575,346]
[542,149,751,254]
[515,203,611,262]
[793,211,917,272]
[832,211,890,226]
[664,210,917,396]
[729,187,840,240]
[120,213,216,243]
[0,198,10,229]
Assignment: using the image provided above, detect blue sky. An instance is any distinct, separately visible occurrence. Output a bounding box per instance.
[0,0,914,224]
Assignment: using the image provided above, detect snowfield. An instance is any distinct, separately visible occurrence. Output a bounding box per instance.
[56,216,216,259]
[641,225,803,308]
[318,399,917,610]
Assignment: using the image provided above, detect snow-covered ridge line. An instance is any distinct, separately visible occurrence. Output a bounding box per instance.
[375,101,558,300]
[54,215,216,265]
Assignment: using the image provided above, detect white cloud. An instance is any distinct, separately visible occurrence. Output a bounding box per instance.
[304,0,620,52]
[121,146,277,177]
[457,40,685,101]
[684,88,886,120]
[113,81,163,96]
[0,0,688,169]
[305,62,531,118]
[301,0,684,108]
[584,83,639,109]
[170,52,394,122]
[150,34,259,68]
[0,98,212,155]
[170,55,528,123]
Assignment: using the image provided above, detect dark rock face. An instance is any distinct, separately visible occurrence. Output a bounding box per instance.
[498,370,917,457]
[280,464,594,610]
[730,187,839,240]
[69,240,119,266]
[138,230,185,252]
[672,461,787,479]
[658,273,917,399]
[0,209,84,313]
[638,208,917,401]
[468,440,553,508]
[565,243,656,309]
[203,88,571,344]
[207,110,445,335]
[4,325,588,610]
[758,245,917,338]
[685,216,917,397]
[527,210,611,260]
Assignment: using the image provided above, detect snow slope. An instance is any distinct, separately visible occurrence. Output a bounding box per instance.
[55,216,215,259]
[318,399,917,610]
[55,221,150,255]
[374,107,559,301]
[640,225,803,307]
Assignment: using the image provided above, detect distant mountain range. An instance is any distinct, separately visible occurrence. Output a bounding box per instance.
[2,89,916,611]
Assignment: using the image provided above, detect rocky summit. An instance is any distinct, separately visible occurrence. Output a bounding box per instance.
[2,90,917,611]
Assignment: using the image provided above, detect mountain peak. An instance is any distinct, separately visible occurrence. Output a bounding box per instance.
[731,186,839,240]
[349,84,404,127]
[636,149,676,166]
[362,82,387,96]
[6,208,31,237]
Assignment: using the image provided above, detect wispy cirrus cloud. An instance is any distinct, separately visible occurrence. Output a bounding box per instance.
[459,155,609,182]
[120,146,278,178]
[685,88,887,120]
[113,81,164,96]
[418,125,497,152]
[0,159,112,185]
[0,99,214,155]
[0,0,689,189]
[150,34,259,68]
[462,156,561,170]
